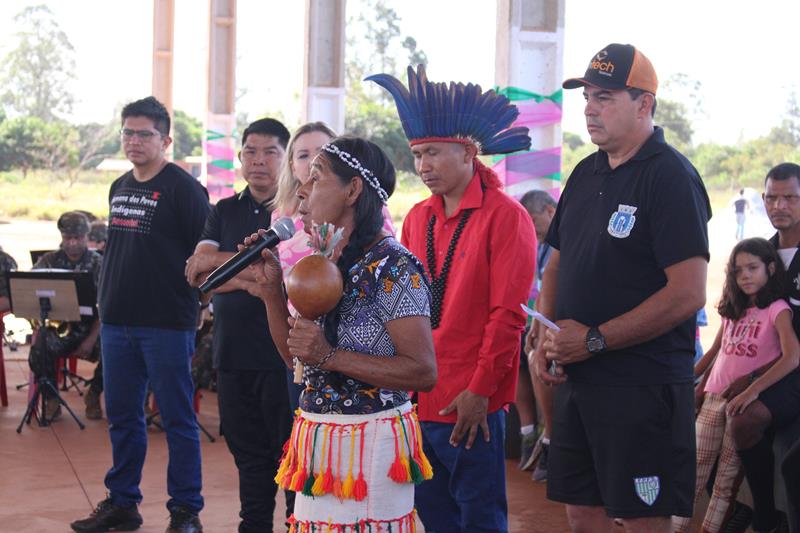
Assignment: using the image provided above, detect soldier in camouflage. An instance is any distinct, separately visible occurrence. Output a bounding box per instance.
[33,211,104,419]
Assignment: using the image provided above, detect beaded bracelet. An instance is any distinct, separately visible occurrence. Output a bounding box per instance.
[308,346,338,371]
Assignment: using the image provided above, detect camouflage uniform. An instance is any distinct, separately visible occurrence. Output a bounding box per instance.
[0,247,18,303]
[33,248,103,392]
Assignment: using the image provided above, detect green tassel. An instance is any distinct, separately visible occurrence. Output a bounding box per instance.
[409,456,424,484]
[302,474,315,496]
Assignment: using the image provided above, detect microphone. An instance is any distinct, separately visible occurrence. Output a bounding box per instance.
[199,217,295,294]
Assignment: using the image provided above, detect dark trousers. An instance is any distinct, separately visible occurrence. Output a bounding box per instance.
[415,410,508,533]
[102,324,202,513]
[217,369,293,533]
[89,357,103,394]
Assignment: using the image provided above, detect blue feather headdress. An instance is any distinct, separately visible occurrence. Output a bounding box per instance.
[366,64,531,155]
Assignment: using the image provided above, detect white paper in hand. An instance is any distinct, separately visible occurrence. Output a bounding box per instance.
[520,303,561,331]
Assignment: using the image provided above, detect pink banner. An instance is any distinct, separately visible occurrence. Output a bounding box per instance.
[514,101,563,129]
[207,165,235,180]
[205,142,236,160]
[492,147,562,178]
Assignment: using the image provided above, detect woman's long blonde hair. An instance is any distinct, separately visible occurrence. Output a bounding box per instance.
[270,121,337,215]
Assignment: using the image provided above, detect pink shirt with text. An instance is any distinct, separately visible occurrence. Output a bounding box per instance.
[705,299,791,393]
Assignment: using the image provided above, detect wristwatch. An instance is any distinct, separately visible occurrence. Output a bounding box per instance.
[585,326,607,354]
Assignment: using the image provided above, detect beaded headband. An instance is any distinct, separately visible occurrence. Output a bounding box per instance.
[320,143,389,204]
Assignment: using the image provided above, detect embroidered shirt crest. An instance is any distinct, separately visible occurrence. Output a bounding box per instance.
[634,476,660,506]
[608,204,637,238]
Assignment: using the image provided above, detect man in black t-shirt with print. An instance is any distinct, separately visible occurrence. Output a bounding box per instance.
[531,44,711,533]
[71,97,209,533]
[185,118,293,533]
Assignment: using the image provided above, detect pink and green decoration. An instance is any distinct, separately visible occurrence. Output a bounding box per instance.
[204,118,237,203]
[491,87,563,200]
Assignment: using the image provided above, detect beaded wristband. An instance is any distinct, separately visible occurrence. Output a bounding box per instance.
[308,346,338,371]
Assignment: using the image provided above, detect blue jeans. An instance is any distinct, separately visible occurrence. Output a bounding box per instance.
[101,324,203,513]
[415,410,508,533]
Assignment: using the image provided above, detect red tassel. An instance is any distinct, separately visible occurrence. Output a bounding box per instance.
[353,471,368,501]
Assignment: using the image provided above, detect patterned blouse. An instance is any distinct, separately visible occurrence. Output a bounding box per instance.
[300,237,431,415]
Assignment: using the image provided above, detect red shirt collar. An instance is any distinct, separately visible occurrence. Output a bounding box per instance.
[422,170,484,220]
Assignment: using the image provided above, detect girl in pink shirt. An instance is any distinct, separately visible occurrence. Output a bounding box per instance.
[674,238,800,533]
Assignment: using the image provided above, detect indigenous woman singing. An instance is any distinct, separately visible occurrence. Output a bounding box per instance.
[248,136,437,532]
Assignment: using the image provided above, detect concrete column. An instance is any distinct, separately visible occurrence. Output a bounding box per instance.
[494,0,565,199]
[152,0,174,159]
[302,0,346,133]
[205,0,237,202]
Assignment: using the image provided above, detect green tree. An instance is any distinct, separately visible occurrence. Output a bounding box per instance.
[0,5,76,121]
[0,116,46,176]
[654,99,693,153]
[345,0,428,173]
[172,109,203,160]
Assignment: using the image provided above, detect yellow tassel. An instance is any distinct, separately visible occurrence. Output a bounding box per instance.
[342,471,355,499]
[311,471,326,496]
[343,424,357,498]
[312,425,331,496]
[400,455,412,482]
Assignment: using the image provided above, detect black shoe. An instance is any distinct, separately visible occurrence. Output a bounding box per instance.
[70,498,143,532]
[532,441,549,482]
[166,506,202,533]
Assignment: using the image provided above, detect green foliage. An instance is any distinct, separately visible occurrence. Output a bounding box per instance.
[0,4,76,121]
[0,169,116,220]
[654,98,693,153]
[344,0,427,173]
[561,85,800,190]
[0,116,46,175]
[173,109,204,160]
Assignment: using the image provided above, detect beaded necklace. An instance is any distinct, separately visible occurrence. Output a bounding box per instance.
[426,209,474,328]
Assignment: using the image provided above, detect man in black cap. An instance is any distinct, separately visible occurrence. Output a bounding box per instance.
[33,211,104,419]
[531,44,711,532]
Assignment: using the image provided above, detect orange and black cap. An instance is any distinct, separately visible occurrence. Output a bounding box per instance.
[563,43,658,95]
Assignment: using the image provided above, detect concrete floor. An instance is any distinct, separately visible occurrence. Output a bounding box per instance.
[0,352,571,533]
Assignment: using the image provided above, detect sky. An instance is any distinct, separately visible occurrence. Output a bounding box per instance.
[0,0,797,146]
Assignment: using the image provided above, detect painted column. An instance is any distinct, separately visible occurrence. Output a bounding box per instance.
[494,0,565,199]
[205,0,237,203]
[152,0,175,160]
[302,0,346,133]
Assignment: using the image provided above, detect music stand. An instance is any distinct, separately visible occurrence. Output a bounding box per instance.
[29,250,56,265]
[8,270,95,432]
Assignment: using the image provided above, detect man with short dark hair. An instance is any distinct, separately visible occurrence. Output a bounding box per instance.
[71,96,210,533]
[33,211,103,420]
[729,162,800,533]
[534,44,711,533]
[185,118,293,533]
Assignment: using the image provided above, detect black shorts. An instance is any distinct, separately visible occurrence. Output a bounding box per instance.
[760,369,800,428]
[547,381,695,518]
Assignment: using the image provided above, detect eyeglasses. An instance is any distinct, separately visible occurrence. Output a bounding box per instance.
[120,128,162,140]
[764,194,800,206]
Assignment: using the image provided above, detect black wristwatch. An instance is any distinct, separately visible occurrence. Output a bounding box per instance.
[585,326,607,354]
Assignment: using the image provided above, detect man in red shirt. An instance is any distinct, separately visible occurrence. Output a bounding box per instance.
[369,66,536,532]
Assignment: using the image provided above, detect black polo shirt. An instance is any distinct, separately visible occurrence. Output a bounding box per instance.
[547,127,711,385]
[199,187,284,371]
[769,233,800,335]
